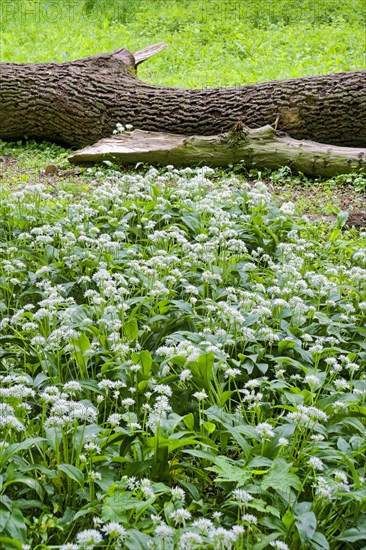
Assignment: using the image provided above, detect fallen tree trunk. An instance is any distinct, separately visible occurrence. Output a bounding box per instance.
[1,46,366,148]
[68,125,366,177]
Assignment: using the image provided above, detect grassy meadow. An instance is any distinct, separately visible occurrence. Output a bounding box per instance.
[0,1,366,549]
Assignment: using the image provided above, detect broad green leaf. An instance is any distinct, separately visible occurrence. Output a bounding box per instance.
[146,436,198,453]
[0,538,23,550]
[183,413,195,431]
[261,459,301,495]
[103,493,156,522]
[75,333,90,353]
[278,339,296,353]
[0,508,11,532]
[295,511,317,544]
[125,530,153,550]
[140,350,152,375]
[57,464,84,488]
[337,527,366,542]
[218,390,235,406]
[205,405,257,455]
[0,505,26,543]
[310,532,330,550]
[253,533,285,550]
[190,352,214,391]
[0,438,45,468]
[282,509,294,530]
[3,476,44,498]
[203,421,216,434]
[207,456,251,485]
[124,319,138,340]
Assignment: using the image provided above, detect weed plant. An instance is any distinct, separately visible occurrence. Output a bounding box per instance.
[1,0,366,548]
[0,164,365,548]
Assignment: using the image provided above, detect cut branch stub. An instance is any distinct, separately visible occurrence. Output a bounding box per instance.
[68,125,366,177]
[133,43,167,66]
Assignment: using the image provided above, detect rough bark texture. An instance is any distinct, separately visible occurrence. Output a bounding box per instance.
[0,47,365,148]
[68,125,366,177]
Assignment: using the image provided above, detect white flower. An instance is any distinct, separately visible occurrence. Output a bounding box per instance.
[180,369,192,382]
[84,442,101,454]
[304,374,321,386]
[108,413,123,426]
[170,508,192,526]
[311,434,325,442]
[242,514,258,524]
[102,522,126,538]
[255,422,275,440]
[270,541,290,550]
[191,518,214,532]
[209,527,236,545]
[224,368,241,379]
[153,384,173,396]
[314,477,334,500]
[232,525,245,536]
[121,398,135,408]
[171,486,186,502]
[193,390,208,401]
[64,381,82,393]
[232,489,253,504]
[279,202,295,215]
[89,471,102,481]
[309,456,324,471]
[178,532,203,549]
[155,523,175,538]
[76,528,103,547]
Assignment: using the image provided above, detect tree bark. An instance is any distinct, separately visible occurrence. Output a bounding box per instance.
[0,46,365,148]
[68,125,366,178]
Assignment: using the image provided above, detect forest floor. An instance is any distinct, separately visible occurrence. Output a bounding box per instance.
[2,149,366,228]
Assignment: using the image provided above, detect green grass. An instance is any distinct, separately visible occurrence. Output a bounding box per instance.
[1,1,366,549]
[1,0,365,86]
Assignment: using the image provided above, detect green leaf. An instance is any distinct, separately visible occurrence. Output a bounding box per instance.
[124,319,138,340]
[190,352,214,391]
[203,421,216,434]
[75,333,90,353]
[125,530,153,550]
[310,532,330,550]
[282,509,295,530]
[207,456,251,485]
[261,459,301,495]
[0,437,45,468]
[146,436,198,453]
[218,390,234,406]
[205,406,257,455]
[140,350,152,375]
[57,464,84,488]
[278,339,296,353]
[337,527,366,543]
[0,503,26,543]
[0,538,23,550]
[295,511,317,544]
[3,476,44,498]
[336,211,349,228]
[183,413,195,431]
[253,533,285,550]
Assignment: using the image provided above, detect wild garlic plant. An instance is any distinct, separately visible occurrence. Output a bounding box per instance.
[0,166,365,549]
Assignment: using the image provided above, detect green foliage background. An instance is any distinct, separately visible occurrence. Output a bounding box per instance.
[0,0,365,86]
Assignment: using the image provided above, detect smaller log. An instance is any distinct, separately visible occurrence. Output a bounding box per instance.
[68,125,366,177]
